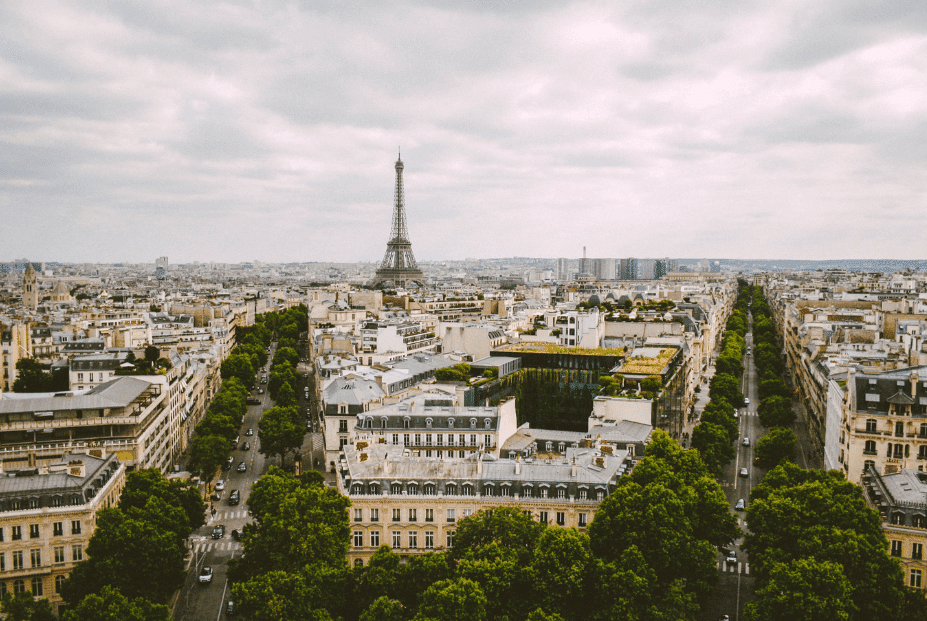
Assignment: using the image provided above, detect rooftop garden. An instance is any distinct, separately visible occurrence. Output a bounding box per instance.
[618,347,678,375]
[499,343,627,356]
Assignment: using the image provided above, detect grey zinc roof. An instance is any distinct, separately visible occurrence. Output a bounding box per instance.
[880,469,927,506]
[0,453,116,496]
[322,376,386,406]
[0,376,152,414]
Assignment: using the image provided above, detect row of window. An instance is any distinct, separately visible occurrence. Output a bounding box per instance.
[2,496,84,512]
[863,420,927,437]
[352,508,588,528]
[890,540,924,559]
[0,545,82,571]
[0,575,62,597]
[350,483,604,500]
[358,417,493,430]
[0,521,81,541]
[862,440,927,460]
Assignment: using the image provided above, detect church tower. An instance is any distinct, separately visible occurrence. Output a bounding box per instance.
[22,264,38,310]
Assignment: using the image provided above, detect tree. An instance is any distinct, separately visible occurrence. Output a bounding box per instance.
[690,422,735,476]
[758,378,791,402]
[754,427,796,470]
[415,578,487,621]
[450,506,546,564]
[273,347,300,369]
[1,591,56,621]
[457,543,533,621]
[188,434,231,481]
[221,353,256,388]
[233,473,351,579]
[745,558,855,621]
[276,381,298,407]
[269,362,299,400]
[360,597,406,621]
[144,345,160,365]
[258,406,305,465]
[62,586,170,621]
[61,508,186,605]
[708,373,744,408]
[757,395,796,428]
[11,358,57,393]
[117,468,205,536]
[531,528,593,618]
[230,569,335,621]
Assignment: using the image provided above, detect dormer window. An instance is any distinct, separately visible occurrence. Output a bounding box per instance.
[484,418,491,429]
[448,418,455,428]
[426,418,433,429]
[470,418,477,429]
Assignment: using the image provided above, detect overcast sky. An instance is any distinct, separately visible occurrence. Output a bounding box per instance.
[2,1,926,264]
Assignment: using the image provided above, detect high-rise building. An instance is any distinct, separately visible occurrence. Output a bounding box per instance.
[556,258,569,282]
[372,155,424,288]
[593,258,616,281]
[619,258,637,281]
[638,259,656,280]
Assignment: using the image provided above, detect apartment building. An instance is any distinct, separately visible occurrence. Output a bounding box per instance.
[839,366,927,484]
[860,465,927,591]
[0,377,170,471]
[339,439,632,566]
[0,452,125,614]
[360,320,438,356]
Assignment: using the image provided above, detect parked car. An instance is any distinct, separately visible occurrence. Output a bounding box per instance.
[212,524,225,539]
[210,491,221,502]
[237,462,247,473]
[231,529,240,541]
[223,456,234,470]
[228,490,240,506]
[242,442,250,451]
[735,499,745,511]
[215,480,225,491]
[245,428,253,436]
[257,388,264,394]
[226,600,235,616]
[726,551,737,565]
[198,566,213,584]
[739,467,749,478]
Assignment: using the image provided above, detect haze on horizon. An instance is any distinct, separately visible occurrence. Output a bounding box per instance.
[2,1,926,265]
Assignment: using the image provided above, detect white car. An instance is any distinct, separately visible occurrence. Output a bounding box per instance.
[743,398,750,406]
[199,566,213,584]
[726,551,737,565]
[739,467,749,478]
[743,437,750,447]
[215,480,225,491]
[735,498,745,511]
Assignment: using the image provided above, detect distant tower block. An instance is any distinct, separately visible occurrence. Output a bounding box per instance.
[372,155,424,288]
[22,263,38,310]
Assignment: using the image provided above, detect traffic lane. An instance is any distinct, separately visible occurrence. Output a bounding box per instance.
[175,543,234,621]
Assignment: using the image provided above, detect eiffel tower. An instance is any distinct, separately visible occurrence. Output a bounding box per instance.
[372,154,424,288]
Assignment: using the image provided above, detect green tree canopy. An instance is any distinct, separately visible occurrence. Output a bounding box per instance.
[690,422,735,477]
[12,358,65,393]
[757,395,796,428]
[450,506,546,564]
[187,434,231,481]
[415,578,487,621]
[221,353,256,388]
[258,405,305,464]
[745,558,855,621]
[754,426,796,470]
[117,468,205,536]
[273,346,300,369]
[708,373,744,408]
[62,586,170,621]
[1,591,56,621]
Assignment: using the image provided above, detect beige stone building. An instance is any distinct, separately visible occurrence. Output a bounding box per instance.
[0,452,125,613]
[338,438,632,567]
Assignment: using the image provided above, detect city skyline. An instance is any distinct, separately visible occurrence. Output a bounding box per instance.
[2,2,927,263]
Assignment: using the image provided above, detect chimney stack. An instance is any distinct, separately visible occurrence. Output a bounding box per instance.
[515,454,521,475]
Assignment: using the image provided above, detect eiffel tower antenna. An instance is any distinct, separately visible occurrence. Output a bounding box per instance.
[372,154,424,288]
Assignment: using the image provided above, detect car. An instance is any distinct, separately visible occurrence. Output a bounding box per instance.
[223,456,234,469]
[245,428,253,436]
[719,616,730,621]
[743,397,750,406]
[212,525,225,539]
[242,442,250,451]
[261,378,267,384]
[198,566,213,584]
[237,462,247,473]
[257,388,264,394]
[228,490,240,506]
[726,551,737,565]
[739,467,749,478]
[246,398,260,405]
[231,529,240,541]
[210,491,220,502]
[735,499,745,511]
[743,437,750,446]
[215,480,225,491]
[226,600,236,616]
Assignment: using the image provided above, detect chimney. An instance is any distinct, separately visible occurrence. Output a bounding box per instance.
[515,454,521,475]
[571,455,577,478]
[67,460,86,478]
[911,370,918,400]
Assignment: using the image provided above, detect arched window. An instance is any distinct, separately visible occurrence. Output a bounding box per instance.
[462,483,474,496]
[354,558,364,568]
[484,485,494,497]
[484,418,491,429]
[426,418,433,428]
[381,417,388,428]
[352,484,363,495]
[447,418,455,428]
[12,580,24,595]
[470,418,477,429]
